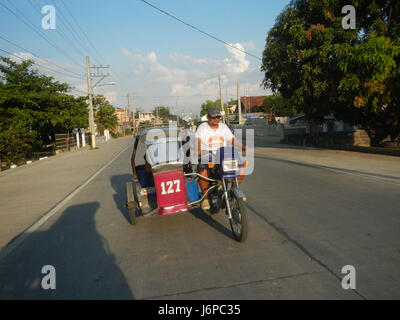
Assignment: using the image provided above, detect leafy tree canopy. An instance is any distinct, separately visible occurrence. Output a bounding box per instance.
[261,0,400,145]
[259,94,298,117]
[0,57,88,163]
[95,101,118,134]
[153,105,177,121]
[200,99,230,119]
[93,94,112,111]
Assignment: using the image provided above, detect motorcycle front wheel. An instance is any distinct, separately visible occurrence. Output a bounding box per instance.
[228,192,248,242]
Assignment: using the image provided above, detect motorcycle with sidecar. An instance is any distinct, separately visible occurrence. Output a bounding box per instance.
[126,127,249,242]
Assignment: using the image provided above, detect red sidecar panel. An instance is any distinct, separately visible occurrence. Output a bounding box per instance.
[153,169,188,214]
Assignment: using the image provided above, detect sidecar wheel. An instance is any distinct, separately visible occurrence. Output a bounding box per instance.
[126,182,137,225]
[228,193,248,242]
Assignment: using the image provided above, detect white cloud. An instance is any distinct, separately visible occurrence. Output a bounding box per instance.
[242,41,256,51]
[8,52,35,63]
[171,83,193,96]
[123,49,187,83]
[5,52,86,97]
[102,91,117,105]
[224,43,250,73]
[169,54,211,66]
[121,42,268,113]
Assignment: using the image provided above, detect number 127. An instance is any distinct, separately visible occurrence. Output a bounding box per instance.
[160,180,181,195]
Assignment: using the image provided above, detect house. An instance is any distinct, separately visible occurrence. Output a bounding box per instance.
[240,96,268,113]
[115,108,131,124]
[137,112,156,126]
[225,104,236,114]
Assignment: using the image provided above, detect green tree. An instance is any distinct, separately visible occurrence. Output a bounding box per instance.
[259,94,297,117]
[95,103,118,135]
[153,106,177,121]
[92,95,118,134]
[261,0,400,145]
[93,95,109,111]
[0,57,88,164]
[154,105,168,118]
[200,99,226,116]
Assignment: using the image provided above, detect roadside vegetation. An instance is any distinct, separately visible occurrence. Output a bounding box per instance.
[93,95,118,136]
[0,57,88,167]
[261,0,400,145]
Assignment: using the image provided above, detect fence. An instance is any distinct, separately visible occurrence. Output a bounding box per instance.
[55,132,88,152]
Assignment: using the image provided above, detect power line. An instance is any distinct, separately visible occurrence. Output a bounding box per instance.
[57,0,147,108]
[26,0,88,60]
[113,93,225,98]
[33,0,91,60]
[0,0,85,70]
[50,0,95,59]
[69,88,88,96]
[57,0,129,93]
[0,47,84,80]
[139,0,262,61]
[58,0,105,65]
[0,34,85,79]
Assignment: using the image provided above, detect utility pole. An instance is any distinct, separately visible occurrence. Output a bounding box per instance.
[125,94,130,137]
[86,56,95,149]
[175,100,179,127]
[219,72,225,123]
[244,88,248,114]
[131,95,135,134]
[237,82,242,124]
[225,87,230,124]
[86,56,113,148]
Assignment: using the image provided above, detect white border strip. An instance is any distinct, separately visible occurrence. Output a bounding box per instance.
[0,144,131,261]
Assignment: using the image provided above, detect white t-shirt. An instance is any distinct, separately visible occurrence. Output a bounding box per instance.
[195,122,234,154]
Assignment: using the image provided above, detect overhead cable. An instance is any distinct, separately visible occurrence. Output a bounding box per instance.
[139,0,262,61]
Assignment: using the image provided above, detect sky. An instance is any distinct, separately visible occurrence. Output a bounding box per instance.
[0,0,291,117]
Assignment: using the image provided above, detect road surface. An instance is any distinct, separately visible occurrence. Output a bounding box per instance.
[0,136,399,299]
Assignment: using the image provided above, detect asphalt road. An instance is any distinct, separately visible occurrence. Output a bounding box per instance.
[0,140,399,299]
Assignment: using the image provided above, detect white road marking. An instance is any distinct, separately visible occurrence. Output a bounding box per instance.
[0,144,131,262]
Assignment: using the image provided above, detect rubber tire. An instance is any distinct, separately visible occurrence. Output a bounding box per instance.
[228,193,248,242]
[126,182,136,225]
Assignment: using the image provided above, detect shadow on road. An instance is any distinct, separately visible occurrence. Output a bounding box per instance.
[0,202,134,299]
[110,173,236,240]
[188,208,235,241]
[110,174,134,223]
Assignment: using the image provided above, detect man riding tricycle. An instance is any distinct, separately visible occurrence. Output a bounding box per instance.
[126,108,249,242]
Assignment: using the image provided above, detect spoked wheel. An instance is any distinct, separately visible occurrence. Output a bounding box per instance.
[125,182,137,225]
[228,192,248,242]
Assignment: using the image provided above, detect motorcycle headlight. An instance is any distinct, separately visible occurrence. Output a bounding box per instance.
[222,159,238,171]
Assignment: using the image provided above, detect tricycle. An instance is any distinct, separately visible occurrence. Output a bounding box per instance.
[126,127,248,242]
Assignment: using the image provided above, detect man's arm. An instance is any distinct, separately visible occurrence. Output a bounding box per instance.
[196,138,203,157]
[225,125,246,153]
[232,137,247,153]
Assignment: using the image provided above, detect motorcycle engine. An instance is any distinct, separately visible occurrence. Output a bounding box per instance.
[209,189,221,214]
